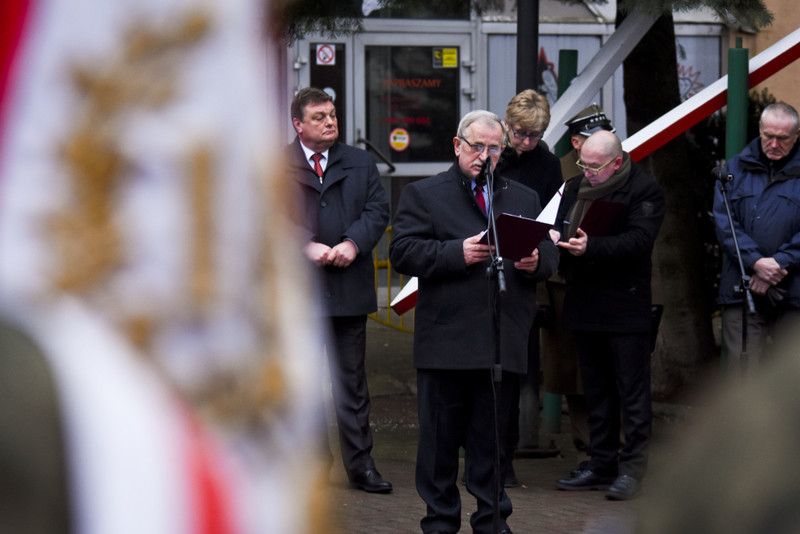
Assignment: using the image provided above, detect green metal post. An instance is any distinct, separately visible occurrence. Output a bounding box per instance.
[720,38,750,368]
[541,49,578,435]
[554,50,578,158]
[726,37,749,159]
[541,393,562,435]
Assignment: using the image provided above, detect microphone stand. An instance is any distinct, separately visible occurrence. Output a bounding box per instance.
[485,159,506,297]
[483,157,504,534]
[716,169,755,371]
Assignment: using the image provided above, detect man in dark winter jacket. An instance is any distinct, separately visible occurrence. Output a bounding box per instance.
[390,110,558,534]
[714,101,800,376]
[553,130,665,501]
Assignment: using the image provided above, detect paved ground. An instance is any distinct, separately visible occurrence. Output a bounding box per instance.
[325,319,695,534]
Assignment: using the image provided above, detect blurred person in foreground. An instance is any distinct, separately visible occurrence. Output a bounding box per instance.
[553,130,664,501]
[639,324,800,534]
[390,110,557,534]
[287,87,392,493]
[0,1,330,532]
[495,89,563,485]
[713,101,800,377]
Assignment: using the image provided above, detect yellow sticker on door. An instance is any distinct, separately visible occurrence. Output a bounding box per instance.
[390,128,410,151]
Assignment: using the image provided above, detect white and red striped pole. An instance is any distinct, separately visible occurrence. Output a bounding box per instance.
[624,27,800,161]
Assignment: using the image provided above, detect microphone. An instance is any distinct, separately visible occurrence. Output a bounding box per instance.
[476,158,492,186]
[712,166,733,183]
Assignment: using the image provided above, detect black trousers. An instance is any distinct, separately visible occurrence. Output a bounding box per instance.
[326,315,375,477]
[574,331,652,480]
[416,368,517,534]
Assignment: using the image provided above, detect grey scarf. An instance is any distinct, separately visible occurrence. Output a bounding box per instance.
[564,153,631,234]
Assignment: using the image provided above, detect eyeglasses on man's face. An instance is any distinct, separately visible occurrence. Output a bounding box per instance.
[576,158,616,176]
[760,130,795,143]
[460,137,502,156]
[508,124,542,142]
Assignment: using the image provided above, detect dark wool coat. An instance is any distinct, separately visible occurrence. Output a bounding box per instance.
[496,143,564,204]
[556,159,665,333]
[389,162,558,374]
[287,138,390,317]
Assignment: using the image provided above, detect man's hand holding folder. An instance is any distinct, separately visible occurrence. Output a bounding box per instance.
[558,199,624,257]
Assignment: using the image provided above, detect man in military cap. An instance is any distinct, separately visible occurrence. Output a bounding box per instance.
[560,104,615,180]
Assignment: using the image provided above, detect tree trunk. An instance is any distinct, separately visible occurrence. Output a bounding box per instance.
[619,12,717,399]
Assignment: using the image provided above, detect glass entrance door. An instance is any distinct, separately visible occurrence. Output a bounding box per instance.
[354,30,474,177]
[291,25,474,177]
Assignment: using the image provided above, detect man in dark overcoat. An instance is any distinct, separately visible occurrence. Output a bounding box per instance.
[389,110,558,534]
[287,87,391,493]
[553,130,664,501]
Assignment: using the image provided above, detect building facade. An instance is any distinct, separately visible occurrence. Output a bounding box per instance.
[284,0,795,196]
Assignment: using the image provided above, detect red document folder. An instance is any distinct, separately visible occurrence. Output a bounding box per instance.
[478,213,552,261]
[577,199,624,236]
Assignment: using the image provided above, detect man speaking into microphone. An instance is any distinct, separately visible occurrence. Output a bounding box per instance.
[390,110,557,534]
[713,101,800,376]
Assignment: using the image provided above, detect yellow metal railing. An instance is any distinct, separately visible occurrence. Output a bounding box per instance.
[369,226,414,332]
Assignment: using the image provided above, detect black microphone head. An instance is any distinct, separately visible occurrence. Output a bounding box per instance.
[712,166,733,182]
[476,158,492,186]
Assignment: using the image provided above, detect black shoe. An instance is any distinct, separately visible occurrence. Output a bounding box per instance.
[556,469,615,491]
[570,460,589,478]
[349,468,393,493]
[605,474,641,500]
[499,530,513,534]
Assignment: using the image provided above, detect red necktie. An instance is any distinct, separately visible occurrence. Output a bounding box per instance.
[311,153,324,183]
[474,184,486,214]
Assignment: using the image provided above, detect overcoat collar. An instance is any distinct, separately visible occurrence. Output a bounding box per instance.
[289,137,346,190]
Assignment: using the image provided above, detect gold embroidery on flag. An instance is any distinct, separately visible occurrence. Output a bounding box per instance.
[52,11,213,345]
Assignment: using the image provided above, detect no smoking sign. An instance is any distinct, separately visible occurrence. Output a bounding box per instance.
[316,44,336,66]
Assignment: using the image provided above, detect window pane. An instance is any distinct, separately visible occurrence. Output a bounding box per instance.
[365,46,461,163]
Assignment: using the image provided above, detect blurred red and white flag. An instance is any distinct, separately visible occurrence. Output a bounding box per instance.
[0,1,327,533]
